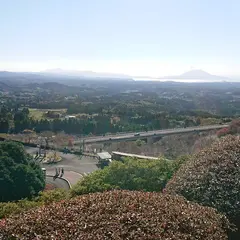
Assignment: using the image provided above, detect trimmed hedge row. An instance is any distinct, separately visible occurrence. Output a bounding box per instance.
[166,135,240,237]
[0,190,231,240]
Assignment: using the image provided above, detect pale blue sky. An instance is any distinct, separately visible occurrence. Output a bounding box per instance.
[0,0,239,77]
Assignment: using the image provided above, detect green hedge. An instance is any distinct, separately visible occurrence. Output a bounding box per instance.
[71,156,189,196]
[0,189,69,219]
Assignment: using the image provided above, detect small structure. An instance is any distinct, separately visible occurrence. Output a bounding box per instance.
[22,129,35,134]
[97,152,112,168]
[111,151,159,161]
[45,111,61,119]
[65,115,76,120]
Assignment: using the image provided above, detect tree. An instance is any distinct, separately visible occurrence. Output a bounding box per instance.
[0,141,45,202]
[0,106,11,133]
[196,117,201,126]
[166,136,240,238]
[135,139,145,146]
[71,157,186,196]
[13,109,31,133]
[22,108,29,116]
[0,119,9,133]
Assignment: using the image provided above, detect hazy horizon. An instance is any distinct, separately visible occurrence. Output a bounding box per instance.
[1,68,240,83]
[0,0,240,78]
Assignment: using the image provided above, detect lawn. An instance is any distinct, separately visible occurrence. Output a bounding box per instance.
[29,108,67,120]
[0,133,8,138]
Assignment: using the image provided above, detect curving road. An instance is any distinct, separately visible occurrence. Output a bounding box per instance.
[25,147,99,188]
[46,176,70,190]
[75,124,228,144]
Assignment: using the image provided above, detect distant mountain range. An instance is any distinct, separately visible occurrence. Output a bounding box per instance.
[0,69,238,84]
[160,70,229,81]
[42,69,132,79]
[0,70,134,86]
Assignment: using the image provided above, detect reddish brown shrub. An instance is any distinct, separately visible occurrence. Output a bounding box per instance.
[166,136,240,237]
[216,127,229,137]
[0,190,231,240]
[228,119,240,134]
[217,119,240,137]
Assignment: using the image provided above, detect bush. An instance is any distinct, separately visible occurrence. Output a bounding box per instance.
[216,118,240,137]
[135,139,145,146]
[0,201,40,219]
[0,189,69,219]
[216,127,229,137]
[228,119,240,134]
[71,168,114,196]
[37,189,69,204]
[71,157,186,196]
[0,190,231,239]
[0,141,45,201]
[166,136,240,235]
[171,155,190,172]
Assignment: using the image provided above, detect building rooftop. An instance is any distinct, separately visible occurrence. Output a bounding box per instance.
[97,152,112,160]
[65,115,76,119]
[112,151,159,160]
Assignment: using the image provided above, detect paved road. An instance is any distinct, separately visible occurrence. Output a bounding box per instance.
[25,147,98,187]
[25,147,98,174]
[46,176,70,190]
[42,153,98,175]
[75,124,228,144]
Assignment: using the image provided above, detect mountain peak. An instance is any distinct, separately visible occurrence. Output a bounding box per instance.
[180,69,213,78]
[161,69,229,81]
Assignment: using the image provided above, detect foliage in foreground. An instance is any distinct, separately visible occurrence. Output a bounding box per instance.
[216,118,240,137]
[166,136,240,231]
[71,156,189,196]
[0,141,45,202]
[0,190,231,240]
[0,189,69,219]
[0,156,188,219]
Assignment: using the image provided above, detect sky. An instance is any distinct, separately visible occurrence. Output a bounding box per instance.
[0,0,240,77]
